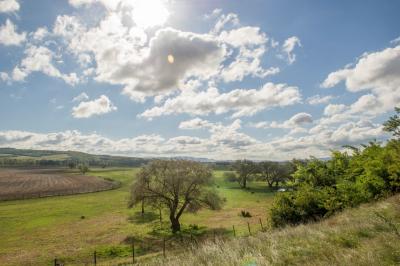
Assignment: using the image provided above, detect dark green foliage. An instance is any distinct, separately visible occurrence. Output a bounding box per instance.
[383,107,400,138]
[271,139,400,227]
[240,210,252,217]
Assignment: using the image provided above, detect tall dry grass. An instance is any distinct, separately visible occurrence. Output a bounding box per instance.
[139,194,400,266]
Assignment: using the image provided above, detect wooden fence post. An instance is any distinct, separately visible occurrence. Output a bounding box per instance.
[247,222,251,236]
[163,237,166,258]
[94,251,97,265]
[259,218,264,231]
[232,225,236,237]
[54,258,57,266]
[213,229,216,243]
[132,240,135,264]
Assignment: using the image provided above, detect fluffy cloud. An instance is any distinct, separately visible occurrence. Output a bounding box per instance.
[140,83,301,119]
[250,112,313,132]
[72,95,117,118]
[0,19,26,46]
[307,94,334,105]
[0,0,19,13]
[282,36,301,64]
[11,46,80,85]
[322,45,400,115]
[179,118,213,130]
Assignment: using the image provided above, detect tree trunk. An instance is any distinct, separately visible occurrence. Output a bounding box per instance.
[170,216,181,233]
[243,177,247,188]
[141,199,144,216]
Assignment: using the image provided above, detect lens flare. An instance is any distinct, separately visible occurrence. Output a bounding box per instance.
[167,54,174,64]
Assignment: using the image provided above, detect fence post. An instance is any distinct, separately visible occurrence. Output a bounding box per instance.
[259,218,264,231]
[213,229,216,243]
[247,222,251,236]
[232,225,236,237]
[54,258,57,266]
[163,237,166,258]
[132,240,135,264]
[94,250,97,265]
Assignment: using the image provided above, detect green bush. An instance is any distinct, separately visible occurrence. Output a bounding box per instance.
[270,139,400,228]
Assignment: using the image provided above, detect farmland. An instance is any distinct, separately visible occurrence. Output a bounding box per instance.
[0,168,119,201]
[0,167,275,265]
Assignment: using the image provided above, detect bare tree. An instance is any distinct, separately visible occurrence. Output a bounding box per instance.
[129,160,223,233]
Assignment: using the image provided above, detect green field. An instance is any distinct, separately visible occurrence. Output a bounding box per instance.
[0,168,275,265]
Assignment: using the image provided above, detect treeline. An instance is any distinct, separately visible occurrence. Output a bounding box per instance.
[270,107,400,227]
[223,160,297,189]
[0,148,149,168]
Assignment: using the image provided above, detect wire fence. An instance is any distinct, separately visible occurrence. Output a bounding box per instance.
[52,217,270,265]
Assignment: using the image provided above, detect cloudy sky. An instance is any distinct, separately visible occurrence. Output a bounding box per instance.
[0,0,399,160]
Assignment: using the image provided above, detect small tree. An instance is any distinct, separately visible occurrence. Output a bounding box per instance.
[383,107,400,138]
[78,164,89,175]
[232,160,257,189]
[129,160,223,233]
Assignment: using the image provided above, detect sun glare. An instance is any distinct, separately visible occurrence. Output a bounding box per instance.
[131,0,169,29]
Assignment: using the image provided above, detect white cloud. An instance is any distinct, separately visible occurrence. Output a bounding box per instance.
[179,118,213,130]
[250,112,313,132]
[322,45,400,115]
[0,19,26,46]
[11,45,80,86]
[72,95,117,118]
[203,8,222,20]
[282,36,301,64]
[32,27,49,41]
[212,13,240,34]
[307,94,334,105]
[323,104,347,116]
[0,0,19,13]
[140,83,301,119]
[68,0,96,8]
[72,92,89,102]
[219,26,267,47]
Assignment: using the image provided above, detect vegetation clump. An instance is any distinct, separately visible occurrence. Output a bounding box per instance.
[270,107,400,227]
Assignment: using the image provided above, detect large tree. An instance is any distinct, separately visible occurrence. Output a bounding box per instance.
[232,160,257,189]
[129,160,223,233]
[257,161,290,188]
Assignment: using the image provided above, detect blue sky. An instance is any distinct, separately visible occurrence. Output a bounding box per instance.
[0,0,399,160]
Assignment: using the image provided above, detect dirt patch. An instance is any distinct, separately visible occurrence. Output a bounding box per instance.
[0,168,119,201]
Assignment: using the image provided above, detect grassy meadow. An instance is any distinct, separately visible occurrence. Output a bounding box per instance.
[145,193,400,266]
[0,168,275,265]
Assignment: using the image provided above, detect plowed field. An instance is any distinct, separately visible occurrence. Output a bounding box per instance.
[0,169,119,200]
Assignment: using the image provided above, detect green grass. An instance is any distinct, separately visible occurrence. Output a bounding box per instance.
[0,168,275,265]
[140,194,400,266]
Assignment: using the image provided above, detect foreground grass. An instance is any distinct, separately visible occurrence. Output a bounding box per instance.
[0,168,275,265]
[136,194,400,266]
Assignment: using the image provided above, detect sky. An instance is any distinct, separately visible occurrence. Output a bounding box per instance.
[0,0,399,160]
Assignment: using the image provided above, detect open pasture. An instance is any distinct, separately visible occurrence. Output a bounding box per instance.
[0,168,119,201]
[0,168,275,265]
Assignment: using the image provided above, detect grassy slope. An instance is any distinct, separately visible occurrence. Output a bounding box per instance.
[143,194,400,266]
[0,168,275,265]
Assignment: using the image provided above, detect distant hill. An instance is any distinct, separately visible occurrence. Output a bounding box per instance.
[0,148,149,167]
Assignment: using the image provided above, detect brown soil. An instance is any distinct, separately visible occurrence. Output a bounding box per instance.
[0,168,119,200]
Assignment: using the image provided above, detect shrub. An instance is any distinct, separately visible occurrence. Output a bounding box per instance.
[223,172,238,183]
[241,210,252,218]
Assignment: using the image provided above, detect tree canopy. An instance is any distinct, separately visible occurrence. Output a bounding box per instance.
[129,160,223,233]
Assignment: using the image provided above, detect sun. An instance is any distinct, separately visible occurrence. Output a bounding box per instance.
[130,0,169,29]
